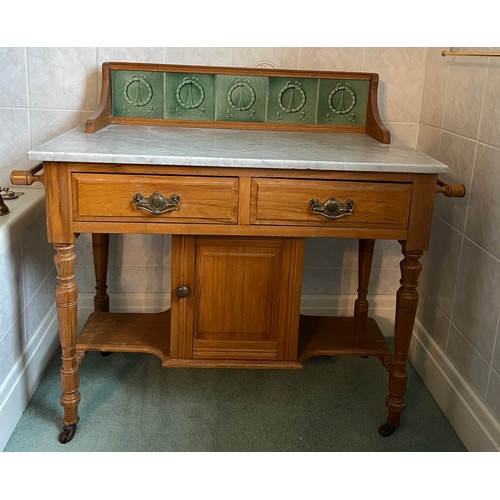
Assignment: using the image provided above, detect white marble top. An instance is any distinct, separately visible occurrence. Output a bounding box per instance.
[27,124,448,174]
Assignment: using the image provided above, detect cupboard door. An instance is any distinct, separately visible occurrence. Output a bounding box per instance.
[170,236,303,361]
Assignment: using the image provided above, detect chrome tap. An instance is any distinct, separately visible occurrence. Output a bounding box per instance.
[0,192,8,216]
[0,187,25,216]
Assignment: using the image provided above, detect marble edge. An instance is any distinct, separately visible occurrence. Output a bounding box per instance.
[26,151,448,174]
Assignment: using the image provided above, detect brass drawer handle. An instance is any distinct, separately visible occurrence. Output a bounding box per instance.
[310,197,354,219]
[134,192,180,215]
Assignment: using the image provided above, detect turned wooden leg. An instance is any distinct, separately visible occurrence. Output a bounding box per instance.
[54,242,80,443]
[92,233,110,313]
[354,239,375,318]
[379,241,423,436]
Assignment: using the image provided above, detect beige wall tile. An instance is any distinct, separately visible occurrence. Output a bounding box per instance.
[0,108,31,185]
[362,47,427,123]
[166,47,233,66]
[442,57,489,139]
[416,297,451,350]
[232,47,299,69]
[451,238,500,361]
[493,325,500,372]
[30,109,93,149]
[420,48,450,128]
[97,47,165,66]
[341,238,401,270]
[347,267,400,295]
[434,130,476,232]
[447,324,491,398]
[416,123,442,158]
[478,56,500,148]
[464,143,500,259]
[0,48,28,108]
[298,48,363,71]
[27,48,98,110]
[303,238,343,268]
[386,122,419,148]
[419,216,462,317]
[301,267,341,295]
[108,234,165,266]
[75,264,164,294]
[486,368,500,418]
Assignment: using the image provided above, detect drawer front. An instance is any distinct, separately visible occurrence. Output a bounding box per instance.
[73,173,239,224]
[251,178,412,228]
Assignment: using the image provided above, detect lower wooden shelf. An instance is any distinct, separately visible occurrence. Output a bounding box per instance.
[76,311,392,368]
[76,310,172,365]
[297,314,392,362]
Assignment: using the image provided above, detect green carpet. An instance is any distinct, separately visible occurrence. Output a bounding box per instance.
[4,348,466,452]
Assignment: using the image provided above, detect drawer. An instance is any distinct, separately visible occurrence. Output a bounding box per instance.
[72,173,239,224]
[251,178,412,228]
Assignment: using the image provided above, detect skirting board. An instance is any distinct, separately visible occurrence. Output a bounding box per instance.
[0,304,59,451]
[409,320,500,452]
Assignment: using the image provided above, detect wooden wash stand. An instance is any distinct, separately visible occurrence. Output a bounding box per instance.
[12,62,465,444]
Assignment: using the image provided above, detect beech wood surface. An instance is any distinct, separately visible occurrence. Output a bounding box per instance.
[297,315,392,362]
[354,239,375,317]
[251,178,412,228]
[77,310,171,364]
[92,233,110,312]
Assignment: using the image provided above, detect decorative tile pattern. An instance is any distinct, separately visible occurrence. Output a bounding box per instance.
[165,73,216,121]
[216,75,267,123]
[112,70,164,119]
[317,79,369,126]
[267,77,318,125]
[110,68,371,129]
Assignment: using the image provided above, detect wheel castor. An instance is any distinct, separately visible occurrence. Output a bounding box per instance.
[378,422,397,437]
[58,423,77,444]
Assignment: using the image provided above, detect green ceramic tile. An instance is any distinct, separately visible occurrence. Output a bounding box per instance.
[165,73,216,121]
[216,75,268,123]
[112,70,164,119]
[267,77,318,125]
[316,79,369,127]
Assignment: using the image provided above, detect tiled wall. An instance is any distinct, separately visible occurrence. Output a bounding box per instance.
[416,48,500,419]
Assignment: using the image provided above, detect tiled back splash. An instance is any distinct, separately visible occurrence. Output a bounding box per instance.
[111,69,370,127]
